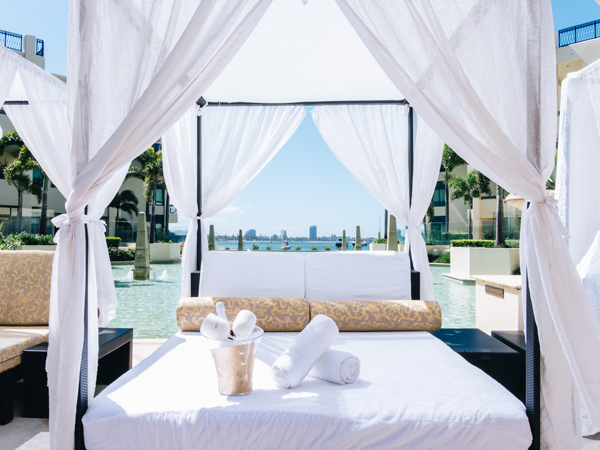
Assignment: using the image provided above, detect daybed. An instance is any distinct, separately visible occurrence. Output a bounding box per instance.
[82,251,531,449]
[0,250,53,424]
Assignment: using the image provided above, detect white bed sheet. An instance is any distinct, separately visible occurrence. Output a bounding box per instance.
[83,332,531,450]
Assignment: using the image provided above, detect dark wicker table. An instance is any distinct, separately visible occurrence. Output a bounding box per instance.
[431,328,521,401]
[22,327,133,418]
[491,330,525,402]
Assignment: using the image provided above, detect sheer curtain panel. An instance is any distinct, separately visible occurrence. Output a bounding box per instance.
[46,1,272,448]
[312,104,442,300]
[163,104,306,297]
[336,0,600,447]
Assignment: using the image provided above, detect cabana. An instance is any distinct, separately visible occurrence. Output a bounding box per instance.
[1,1,600,449]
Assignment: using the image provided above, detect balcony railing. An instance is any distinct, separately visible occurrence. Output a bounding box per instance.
[36,38,44,57]
[0,29,44,57]
[558,19,600,47]
[0,29,23,52]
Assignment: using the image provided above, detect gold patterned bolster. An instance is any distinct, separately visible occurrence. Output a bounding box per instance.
[0,250,54,326]
[309,300,442,332]
[176,297,310,332]
[0,327,49,373]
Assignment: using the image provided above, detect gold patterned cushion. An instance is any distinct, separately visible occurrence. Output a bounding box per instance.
[0,251,54,325]
[176,297,310,332]
[309,300,442,332]
[0,327,49,373]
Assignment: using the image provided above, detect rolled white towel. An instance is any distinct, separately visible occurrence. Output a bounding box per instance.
[309,349,360,385]
[271,314,339,389]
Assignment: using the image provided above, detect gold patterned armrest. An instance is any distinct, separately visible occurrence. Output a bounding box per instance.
[176,297,310,332]
[309,300,442,332]
[0,251,54,326]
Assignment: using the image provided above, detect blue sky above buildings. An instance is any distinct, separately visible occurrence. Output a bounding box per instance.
[0,0,597,238]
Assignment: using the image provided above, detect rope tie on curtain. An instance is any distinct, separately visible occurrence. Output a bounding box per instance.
[529,195,570,238]
[51,213,107,242]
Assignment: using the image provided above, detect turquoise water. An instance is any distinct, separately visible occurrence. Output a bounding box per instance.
[107,262,475,338]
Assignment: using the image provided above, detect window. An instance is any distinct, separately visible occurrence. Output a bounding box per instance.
[432,181,446,207]
[155,188,164,206]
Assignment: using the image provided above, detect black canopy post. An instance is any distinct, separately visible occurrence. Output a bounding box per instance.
[525,204,540,450]
[384,209,388,239]
[407,106,414,271]
[191,97,206,296]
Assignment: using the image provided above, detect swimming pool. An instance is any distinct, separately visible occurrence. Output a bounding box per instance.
[108,263,475,338]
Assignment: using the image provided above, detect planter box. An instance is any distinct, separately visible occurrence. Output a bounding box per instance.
[150,243,181,261]
[18,245,57,252]
[368,243,387,251]
[474,275,523,334]
[450,247,519,280]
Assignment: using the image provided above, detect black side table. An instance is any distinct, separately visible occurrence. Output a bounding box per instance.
[431,328,521,401]
[491,330,525,403]
[22,327,133,418]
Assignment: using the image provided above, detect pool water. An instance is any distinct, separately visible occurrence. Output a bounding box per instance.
[107,263,475,338]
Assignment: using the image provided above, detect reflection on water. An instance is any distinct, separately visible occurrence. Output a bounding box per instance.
[108,262,475,339]
[108,263,182,339]
[431,265,476,328]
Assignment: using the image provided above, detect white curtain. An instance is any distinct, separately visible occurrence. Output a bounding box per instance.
[0,46,19,106]
[557,61,600,322]
[32,1,272,448]
[336,0,600,448]
[312,104,442,300]
[163,104,306,297]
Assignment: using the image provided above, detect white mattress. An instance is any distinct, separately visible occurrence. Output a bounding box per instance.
[83,332,531,450]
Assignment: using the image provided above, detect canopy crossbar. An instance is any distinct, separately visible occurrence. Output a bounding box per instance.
[199,98,408,107]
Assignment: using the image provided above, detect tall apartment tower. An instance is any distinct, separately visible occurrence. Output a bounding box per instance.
[309,225,317,240]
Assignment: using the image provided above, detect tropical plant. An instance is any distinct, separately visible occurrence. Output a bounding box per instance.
[224,246,231,251]
[441,145,466,231]
[1,132,48,234]
[295,246,302,251]
[109,189,139,221]
[126,147,165,243]
[311,245,318,251]
[238,230,243,251]
[265,245,271,251]
[252,243,260,250]
[324,246,331,251]
[426,201,435,223]
[450,170,491,240]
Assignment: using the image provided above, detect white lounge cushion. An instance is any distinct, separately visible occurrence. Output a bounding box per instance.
[305,251,411,301]
[199,251,306,298]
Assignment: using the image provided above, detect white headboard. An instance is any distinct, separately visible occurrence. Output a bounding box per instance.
[199,251,306,298]
[305,251,412,301]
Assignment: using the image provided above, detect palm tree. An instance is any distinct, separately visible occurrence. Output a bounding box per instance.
[440,145,466,233]
[109,189,139,221]
[450,170,491,239]
[0,131,50,234]
[126,147,165,243]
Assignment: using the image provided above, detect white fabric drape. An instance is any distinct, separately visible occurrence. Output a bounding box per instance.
[557,61,600,325]
[312,104,442,300]
[336,0,600,447]
[32,1,272,448]
[163,104,306,297]
[0,46,19,106]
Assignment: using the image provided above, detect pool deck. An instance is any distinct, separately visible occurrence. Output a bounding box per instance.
[2,338,599,450]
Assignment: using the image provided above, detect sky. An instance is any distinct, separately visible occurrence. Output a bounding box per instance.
[0,0,598,238]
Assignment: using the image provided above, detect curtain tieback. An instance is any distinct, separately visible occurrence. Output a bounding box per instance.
[531,195,569,238]
[52,213,106,242]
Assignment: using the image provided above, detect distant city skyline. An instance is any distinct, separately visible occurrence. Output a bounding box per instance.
[0,0,596,238]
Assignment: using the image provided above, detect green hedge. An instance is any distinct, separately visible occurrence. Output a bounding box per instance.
[108,247,135,261]
[451,239,495,248]
[106,237,121,248]
[443,233,468,241]
[0,232,54,249]
[433,253,450,264]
